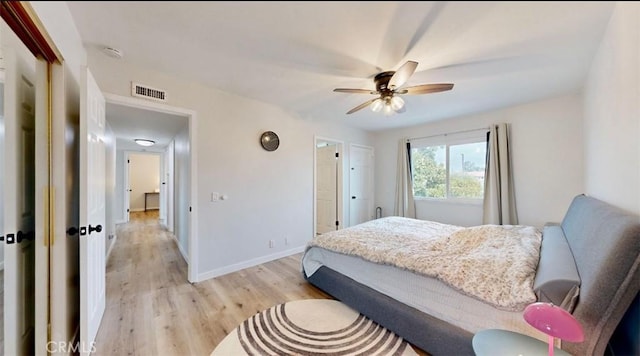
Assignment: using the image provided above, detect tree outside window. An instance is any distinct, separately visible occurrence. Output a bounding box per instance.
[411,140,486,200]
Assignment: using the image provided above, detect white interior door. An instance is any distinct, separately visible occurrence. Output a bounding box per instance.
[49,61,82,355]
[124,155,131,222]
[349,145,374,226]
[2,42,36,355]
[159,154,167,223]
[165,141,175,232]
[316,144,338,234]
[80,67,106,354]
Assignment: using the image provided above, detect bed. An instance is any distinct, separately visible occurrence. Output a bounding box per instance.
[302,195,640,355]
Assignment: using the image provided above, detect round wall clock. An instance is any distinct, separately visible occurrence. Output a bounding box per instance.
[260,131,280,151]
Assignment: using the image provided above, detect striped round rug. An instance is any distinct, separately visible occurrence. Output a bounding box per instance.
[211,299,418,356]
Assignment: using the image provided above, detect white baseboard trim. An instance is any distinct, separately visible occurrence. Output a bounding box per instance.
[197,246,305,282]
[106,234,117,262]
[115,219,127,225]
[129,208,145,212]
[0,261,4,271]
[173,234,189,264]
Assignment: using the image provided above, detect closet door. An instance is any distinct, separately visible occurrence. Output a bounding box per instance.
[2,2,61,354]
[349,144,374,226]
[2,19,39,356]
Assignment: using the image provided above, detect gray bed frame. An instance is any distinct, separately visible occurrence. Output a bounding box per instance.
[304,195,640,355]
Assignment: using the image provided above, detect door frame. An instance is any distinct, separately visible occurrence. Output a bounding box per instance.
[313,136,344,237]
[103,93,198,283]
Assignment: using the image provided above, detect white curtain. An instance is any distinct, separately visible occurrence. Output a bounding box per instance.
[394,139,416,218]
[483,123,518,224]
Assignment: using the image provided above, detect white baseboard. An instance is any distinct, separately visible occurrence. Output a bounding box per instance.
[129,208,145,212]
[115,219,127,225]
[0,261,4,271]
[197,246,305,282]
[172,234,189,264]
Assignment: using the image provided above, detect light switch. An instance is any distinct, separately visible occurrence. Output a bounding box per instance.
[211,192,220,201]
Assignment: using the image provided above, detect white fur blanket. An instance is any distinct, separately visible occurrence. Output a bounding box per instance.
[308,217,542,311]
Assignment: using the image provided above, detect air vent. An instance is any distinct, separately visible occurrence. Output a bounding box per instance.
[131,82,167,102]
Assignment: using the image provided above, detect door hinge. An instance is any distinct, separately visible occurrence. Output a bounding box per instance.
[335,220,339,227]
[127,208,130,213]
[189,206,192,212]
[335,152,339,158]
[127,159,130,163]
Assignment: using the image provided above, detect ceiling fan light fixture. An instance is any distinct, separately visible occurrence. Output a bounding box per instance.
[371,98,384,112]
[134,139,155,147]
[333,60,454,115]
[390,96,405,111]
[383,103,394,116]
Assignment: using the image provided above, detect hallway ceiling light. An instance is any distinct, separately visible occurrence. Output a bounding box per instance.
[134,139,155,147]
[102,46,123,59]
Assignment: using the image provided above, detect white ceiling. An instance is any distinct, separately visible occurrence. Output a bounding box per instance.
[67,1,615,132]
[106,102,187,152]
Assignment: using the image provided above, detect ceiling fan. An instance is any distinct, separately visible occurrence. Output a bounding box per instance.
[333,60,454,115]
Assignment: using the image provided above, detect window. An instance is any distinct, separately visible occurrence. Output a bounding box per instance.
[410,134,487,201]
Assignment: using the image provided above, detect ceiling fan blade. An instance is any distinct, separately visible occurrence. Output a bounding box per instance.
[399,83,454,94]
[334,88,377,94]
[346,98,379,115]
[388,60,418,89]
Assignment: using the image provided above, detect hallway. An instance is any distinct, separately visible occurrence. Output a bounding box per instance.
[93,211,329,355]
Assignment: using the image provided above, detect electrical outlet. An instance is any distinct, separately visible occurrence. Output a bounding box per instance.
[269,239,275,248]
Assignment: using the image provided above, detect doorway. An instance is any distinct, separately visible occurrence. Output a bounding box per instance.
[103,94,197,282]
[314,137,343,236]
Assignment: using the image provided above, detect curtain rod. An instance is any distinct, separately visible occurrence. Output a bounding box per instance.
[407,126,490,142]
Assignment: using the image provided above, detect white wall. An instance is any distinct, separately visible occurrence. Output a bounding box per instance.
[128,153,160,211]
[85,47,374,279]
[114,150,126,223]
[105,123,116,255]
[374,94,584,228]
[584,2,640,216]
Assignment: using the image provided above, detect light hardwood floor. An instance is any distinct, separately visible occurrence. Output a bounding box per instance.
[94,211,428,356]
[94,211,331,355]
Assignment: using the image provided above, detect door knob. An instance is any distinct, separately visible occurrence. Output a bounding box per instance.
[67,227,79,236]
[5,231,27,244]
[352,196,356,199]
[89,224,103,234]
